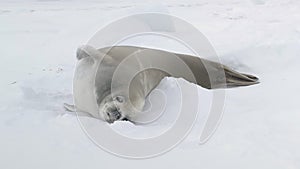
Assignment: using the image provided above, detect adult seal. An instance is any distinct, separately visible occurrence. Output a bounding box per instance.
[64,45,259,123]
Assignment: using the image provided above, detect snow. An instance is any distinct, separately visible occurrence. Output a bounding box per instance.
[1,0,300,168]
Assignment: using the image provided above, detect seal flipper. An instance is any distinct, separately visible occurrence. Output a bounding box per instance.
[223,66,259,88]
[63,103,76,112]
[63,103,94,117]
[76,45,106,61]
[175,53,259,89]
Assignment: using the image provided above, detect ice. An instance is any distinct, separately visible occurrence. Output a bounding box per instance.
[0,0,299,168]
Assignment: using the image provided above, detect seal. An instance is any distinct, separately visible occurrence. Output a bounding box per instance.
[65,45,259,123]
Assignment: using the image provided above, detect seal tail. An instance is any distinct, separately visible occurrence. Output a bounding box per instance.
[175,53,259,89]
[223,66,259,88]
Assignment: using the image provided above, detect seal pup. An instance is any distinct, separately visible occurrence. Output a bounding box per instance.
[65,45,259,123]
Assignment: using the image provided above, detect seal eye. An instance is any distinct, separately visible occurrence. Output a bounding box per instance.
[115,96,124,103]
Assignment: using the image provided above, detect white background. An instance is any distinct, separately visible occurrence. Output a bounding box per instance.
[0,0,299,168]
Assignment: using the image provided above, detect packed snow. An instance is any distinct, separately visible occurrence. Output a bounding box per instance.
[1,0,299,168]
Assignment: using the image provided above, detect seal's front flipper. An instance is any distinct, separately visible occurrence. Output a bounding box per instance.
[63,103,94,117]
[63,103,76,112]
[76,45,109,61]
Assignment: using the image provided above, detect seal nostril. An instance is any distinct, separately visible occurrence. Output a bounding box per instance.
[114,111,121,120]
[107,110,121,120]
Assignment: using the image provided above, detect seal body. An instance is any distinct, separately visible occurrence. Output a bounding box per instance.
[68,45,259,123]
[72,46,102,118]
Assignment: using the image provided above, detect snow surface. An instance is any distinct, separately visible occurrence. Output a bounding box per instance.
[1,0,300,168]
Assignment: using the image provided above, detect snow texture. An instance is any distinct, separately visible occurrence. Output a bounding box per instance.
[0,0,299,168]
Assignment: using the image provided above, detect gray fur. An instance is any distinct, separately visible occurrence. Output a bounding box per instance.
[65,45,259,123]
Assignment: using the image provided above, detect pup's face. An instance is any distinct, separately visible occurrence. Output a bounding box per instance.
[98,95,128,123]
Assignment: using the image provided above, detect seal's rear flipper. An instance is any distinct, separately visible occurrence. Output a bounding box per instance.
[175,53,259,89]
[223,66,259,88]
